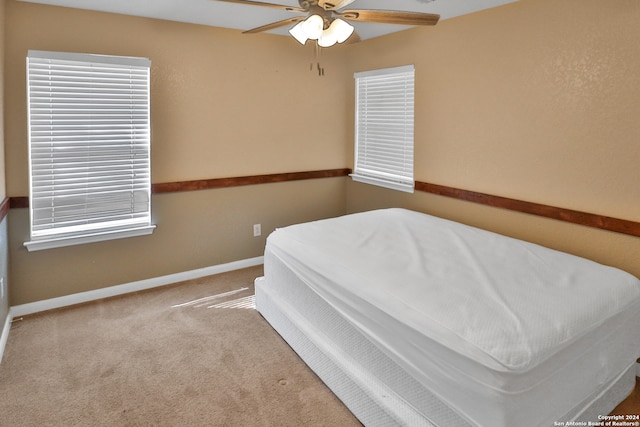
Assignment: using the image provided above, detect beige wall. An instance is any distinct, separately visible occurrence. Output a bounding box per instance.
[346,0,640,278]
[4,1,350,305]
[1,0,9,325]
[4,0,640,305]
[0,0,4,201]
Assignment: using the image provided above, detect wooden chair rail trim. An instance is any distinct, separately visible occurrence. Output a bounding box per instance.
[415,181,640,238]
[152,168,351,194]
[9,196,29,209]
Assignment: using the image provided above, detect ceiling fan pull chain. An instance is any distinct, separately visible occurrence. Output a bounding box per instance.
[308,41,324,76]
[317,42,325,76]
[309,41,315,71]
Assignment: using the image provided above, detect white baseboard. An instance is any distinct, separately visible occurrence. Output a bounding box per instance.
[10,256,264,318]
[0,310,13,364]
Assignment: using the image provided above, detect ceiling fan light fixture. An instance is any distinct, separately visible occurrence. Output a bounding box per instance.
[289,21,308,44]
[316,18,355,47]
[302,14,324,40]
[328,18,354,43]
[318,31,338,47]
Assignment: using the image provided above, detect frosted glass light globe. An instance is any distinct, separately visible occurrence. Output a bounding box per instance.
[303,15,324,40]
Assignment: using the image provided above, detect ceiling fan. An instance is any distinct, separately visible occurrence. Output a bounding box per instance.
[214,0,440,47]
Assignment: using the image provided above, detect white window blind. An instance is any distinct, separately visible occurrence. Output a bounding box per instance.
[352,65,415,193]
[25,50,155,251]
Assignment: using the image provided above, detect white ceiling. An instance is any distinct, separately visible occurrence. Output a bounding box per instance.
[17,0,518,41]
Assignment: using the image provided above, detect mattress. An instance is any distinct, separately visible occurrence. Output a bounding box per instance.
[257,208,640,426]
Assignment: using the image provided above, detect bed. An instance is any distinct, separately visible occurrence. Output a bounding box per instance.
[254,208,640,426]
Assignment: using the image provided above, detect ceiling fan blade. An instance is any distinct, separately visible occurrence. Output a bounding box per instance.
[213,0,307,13]
[243,16,305,34]
[337,9,440,26]
[318,0,356,10]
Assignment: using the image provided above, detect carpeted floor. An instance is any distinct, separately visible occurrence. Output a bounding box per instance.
[0,266,361,426]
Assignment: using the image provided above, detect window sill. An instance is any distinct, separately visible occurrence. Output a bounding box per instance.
[350,174,414,194]
[24,225,156,252]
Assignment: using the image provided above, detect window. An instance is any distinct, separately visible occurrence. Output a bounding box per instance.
[352,65,415,193]
[25,50,155,251]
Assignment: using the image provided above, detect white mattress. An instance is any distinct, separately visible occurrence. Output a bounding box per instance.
[261,208,640,427]
[256,269,637,426]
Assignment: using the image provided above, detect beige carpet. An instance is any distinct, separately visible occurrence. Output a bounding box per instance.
[0,266,361,426]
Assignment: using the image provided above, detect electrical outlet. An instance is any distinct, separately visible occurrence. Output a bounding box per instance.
[253,224,261,237]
